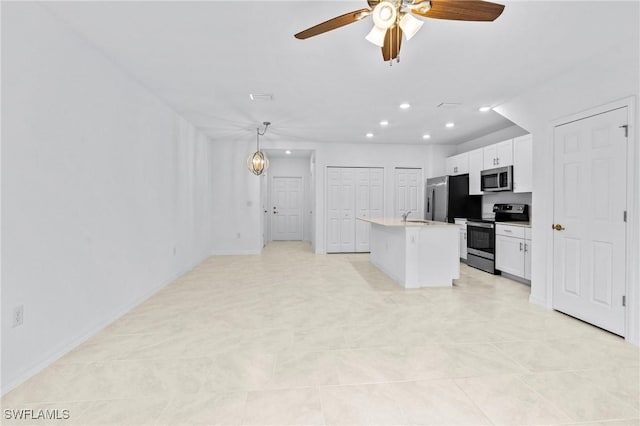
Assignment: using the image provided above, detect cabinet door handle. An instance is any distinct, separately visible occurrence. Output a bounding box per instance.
[524,243,528,252]
[504,229,512,233]
[520,242,523,251]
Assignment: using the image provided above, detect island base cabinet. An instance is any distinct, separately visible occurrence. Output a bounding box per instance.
[369,224,459,288]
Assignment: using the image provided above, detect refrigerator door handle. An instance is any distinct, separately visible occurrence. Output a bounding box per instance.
[431,189,436,221]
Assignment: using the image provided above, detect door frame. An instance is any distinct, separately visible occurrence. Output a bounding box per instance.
[268,175,305,243]
[550,96,637,342]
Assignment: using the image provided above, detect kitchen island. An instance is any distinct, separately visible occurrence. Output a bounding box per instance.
[358,218,461,288]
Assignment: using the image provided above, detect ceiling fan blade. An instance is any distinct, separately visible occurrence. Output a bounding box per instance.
[412,0,504,22]
[382,26,402,62]
[294,8,372,39]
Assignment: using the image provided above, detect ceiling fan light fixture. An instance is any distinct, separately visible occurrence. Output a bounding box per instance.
[372,2,397,29]
[365,25,388,47]
[399,13,424,40]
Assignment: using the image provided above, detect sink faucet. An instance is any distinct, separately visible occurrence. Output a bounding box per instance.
[401,210,412,222]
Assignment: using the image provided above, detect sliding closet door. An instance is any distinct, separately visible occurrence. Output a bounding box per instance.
[328,167,384,253]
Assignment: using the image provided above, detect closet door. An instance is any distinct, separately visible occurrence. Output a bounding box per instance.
[326,168,342,253]
[339,168,356,252]
[369,168,384,219]
[395,168,422,219]
[355,169,371,252]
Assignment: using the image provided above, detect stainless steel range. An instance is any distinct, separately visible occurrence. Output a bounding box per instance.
[466,204,529,274]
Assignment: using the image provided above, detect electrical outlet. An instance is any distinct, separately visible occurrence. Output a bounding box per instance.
[172,246,177,256]
[12,305,24,328]
[236,233,241,239]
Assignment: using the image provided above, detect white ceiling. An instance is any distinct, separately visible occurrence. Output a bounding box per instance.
[42,1,638,147]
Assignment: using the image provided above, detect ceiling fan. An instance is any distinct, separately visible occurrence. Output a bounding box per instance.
[294,0,505,63]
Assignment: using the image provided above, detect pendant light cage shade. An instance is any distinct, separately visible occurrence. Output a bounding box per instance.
[247,121,271,176]
[247,151,269,176]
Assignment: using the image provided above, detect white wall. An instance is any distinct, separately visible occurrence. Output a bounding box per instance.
[265,157,313,242]
[495,34,640,343]
[455,124,528,154]
[209,139,262,255]
[2,3,215,393]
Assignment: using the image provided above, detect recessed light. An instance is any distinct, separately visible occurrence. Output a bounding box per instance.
[249,93,273,101]
[366,133,374,138]
[479,106,491,112]
[380,120,389,126]
[422,134,431,140]
[445,122,455,128]
[399,103,411,109]
[285,150,292,155]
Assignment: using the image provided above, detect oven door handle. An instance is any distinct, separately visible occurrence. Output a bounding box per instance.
[467,222,495,229]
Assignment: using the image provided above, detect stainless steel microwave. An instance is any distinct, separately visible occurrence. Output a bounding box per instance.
[480,166,513,192]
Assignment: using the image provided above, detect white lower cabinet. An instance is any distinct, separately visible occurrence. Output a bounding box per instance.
[524,238,531,280]
[454,218,467,260]
[327,167,384,253]
[495,224,531,280]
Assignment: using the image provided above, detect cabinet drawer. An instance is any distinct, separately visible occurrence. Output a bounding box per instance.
[496,224,525,239]
[454,218,467,228]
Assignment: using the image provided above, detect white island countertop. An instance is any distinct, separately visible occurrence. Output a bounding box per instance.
[360,217,460,288]
[359,217,461,228]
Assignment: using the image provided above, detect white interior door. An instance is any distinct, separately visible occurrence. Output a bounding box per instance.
[271,177,303,241]
[395,168,422,219]
[354,168,384,253]
[369,168,384,219]
[355,169,371,253]
[339,168,356,252]
[553,106,628,336]
[326,168,341,253]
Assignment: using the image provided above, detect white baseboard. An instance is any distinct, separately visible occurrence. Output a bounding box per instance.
[209,249,262,256]
[1,257,206,396]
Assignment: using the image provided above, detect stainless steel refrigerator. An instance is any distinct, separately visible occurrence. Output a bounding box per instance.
[425,175,481,223]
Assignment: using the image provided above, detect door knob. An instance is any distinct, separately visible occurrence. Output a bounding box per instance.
[552,224,565,231]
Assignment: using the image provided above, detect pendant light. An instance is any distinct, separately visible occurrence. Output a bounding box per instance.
[247,121,271,176]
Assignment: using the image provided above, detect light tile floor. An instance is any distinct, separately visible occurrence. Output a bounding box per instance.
[2,242,639,425]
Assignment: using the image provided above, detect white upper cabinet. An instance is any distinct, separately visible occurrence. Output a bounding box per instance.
[445,152,469,176]
[468,148,484,195]
[513,134,533,193]
[445,133,530,194]
[484,139,513,169]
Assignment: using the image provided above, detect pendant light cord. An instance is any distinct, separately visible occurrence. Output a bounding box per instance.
[256,121,270,150]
